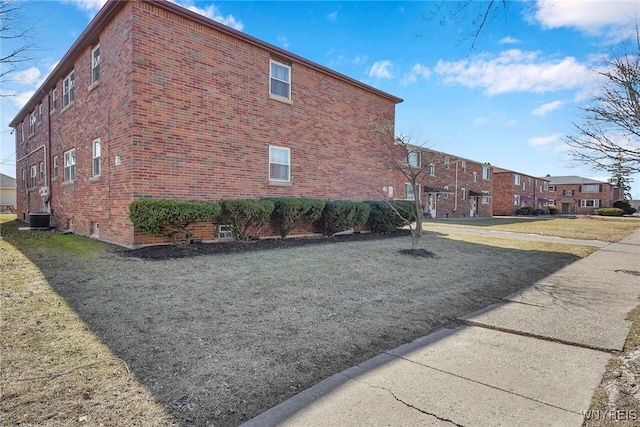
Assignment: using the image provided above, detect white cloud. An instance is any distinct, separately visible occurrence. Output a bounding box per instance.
[12,67,41,85]
[499,36,520,45]
[165,1,244,31]
[326,50,368,68]
[62,0,108,13]
[368,60,394,79]
[434,49,593,95]
[277,35,289,49]
[529,133,563,147]
[534,0,638,41]
[328,11,338,21]
[532,100,564,116]
[10,90,36,109]
[400,63,431,86]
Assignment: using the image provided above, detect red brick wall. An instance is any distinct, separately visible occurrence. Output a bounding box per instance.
[549,183,617,214]
[492,171,551,216]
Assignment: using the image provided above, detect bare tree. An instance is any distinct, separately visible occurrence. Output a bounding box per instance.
[0,0,34,89]
[566,38,640,176]
[374,124,445,250]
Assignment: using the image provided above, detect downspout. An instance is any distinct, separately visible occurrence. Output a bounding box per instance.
[454,161,458,212]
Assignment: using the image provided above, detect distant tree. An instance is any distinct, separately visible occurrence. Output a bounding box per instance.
[0,0,34,89]
[565,37,640,176]
[609,157,635,200]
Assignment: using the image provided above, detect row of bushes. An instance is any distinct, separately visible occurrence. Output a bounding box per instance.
[129,198,417,242]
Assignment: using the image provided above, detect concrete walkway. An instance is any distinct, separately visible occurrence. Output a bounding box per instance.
[243,228,640,427]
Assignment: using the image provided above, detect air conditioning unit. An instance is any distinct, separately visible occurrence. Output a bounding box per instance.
[216,224,233,239]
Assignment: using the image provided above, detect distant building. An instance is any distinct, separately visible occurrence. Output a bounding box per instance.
[546,176,621,215]
[491,167,551,216]
[0,173,17,212]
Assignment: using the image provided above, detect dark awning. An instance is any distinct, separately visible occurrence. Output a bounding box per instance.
[424,186,452,194]
[469,190,484,197]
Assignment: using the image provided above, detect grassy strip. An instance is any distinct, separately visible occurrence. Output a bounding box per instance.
[424,217,640,242]
[438,233,598,258]
[0,216,175,425]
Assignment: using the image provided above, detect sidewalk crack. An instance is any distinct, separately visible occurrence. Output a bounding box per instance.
[349,378,465,427]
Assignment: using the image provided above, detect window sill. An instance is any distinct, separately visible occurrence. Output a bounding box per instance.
[60,102,74,114]
[50,109,56,116]
[62,180,75,187]
[88,81,100,92]
[269,94,293,104]
[89,175,101,182]
[269,180,292,187]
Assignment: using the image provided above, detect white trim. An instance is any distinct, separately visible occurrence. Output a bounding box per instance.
[269,60,291,101]
[269,145,290,182]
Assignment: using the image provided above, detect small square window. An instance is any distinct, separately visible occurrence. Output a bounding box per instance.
[407,151,420,168]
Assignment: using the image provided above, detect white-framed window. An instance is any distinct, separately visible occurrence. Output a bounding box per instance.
[514,174,520,185]
[39,161,44,181]
[270,60,291,100]
[91,44,101,84]
[548,199,555,205]
[473,171,477,183]
[548,185,555,191]
[523,182,526,191]
[407,151,420,168]
[52,88,58,110]
[269,145,290,182]
[482,165,490,180]
[20,121,25,143]
[443,185,449,199]
[444,157,450,170]
[382,185,394,199]
[92,138,101,176]
[63,70,75,107]
[429,164,435,176]
[461,161,466,172]
[514,194,521,205]
[406,183,418,200]
[38,103,43,122]
[580,199,600,208]
[544,182,549,191]
[64,148,76,182]
[481,191,490,204]
[22,169,26,189]
[29,111,36,135]
[563,189,574,196]
[29,165,37,188]
[581,184,600,193]
[461,187,466,200]
[53,155,59,178]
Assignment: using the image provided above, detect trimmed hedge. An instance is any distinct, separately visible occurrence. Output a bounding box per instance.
[220,199,275,240]
[129,199,221,242]
[315,200,371,237]
[516,206,533,216]
[365,200,416,233]
[266,197,326,239]
[594,207,625,216]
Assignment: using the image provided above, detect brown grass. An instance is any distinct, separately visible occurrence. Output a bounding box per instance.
[2,213,639,426]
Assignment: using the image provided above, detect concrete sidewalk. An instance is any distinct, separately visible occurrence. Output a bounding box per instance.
[243,229,640,427]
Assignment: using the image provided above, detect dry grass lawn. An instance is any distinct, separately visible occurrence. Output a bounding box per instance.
[1,213,639,426]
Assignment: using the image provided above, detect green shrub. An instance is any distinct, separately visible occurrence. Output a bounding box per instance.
[129,199,221,243]
[532,208,546,216]
[594,207,625,216]
[266,197,326,239]
[220,199,275,241]
[548,206,558,215]
[613,199,637,215]
[315,201,371,237]
[516,206,533,216]
[365,200,416,233]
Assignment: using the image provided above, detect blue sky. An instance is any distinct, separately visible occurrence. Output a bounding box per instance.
[2,0,639,197]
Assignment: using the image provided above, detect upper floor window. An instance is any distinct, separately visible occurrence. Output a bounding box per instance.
[64,148,76,182]
[29,111,36,135]
[92,139,101,176]
[429,164,435,176]
[444,157,450,170]
[407,151,420,168]
[514,174,520,185]
[473,171,477,183]
[548,185,555,191]
[52,88,58,110]
[482,165,490,180]
[91,44,101,84]
[20,121,25,143]
[53,155,59,178]
[461,161,466,172]
[269,145,290,182]
[544,182,549,191]
[63,70,75,107]
[581,184,600,193]
[270,60,291,101]
[38,103,43,122]
[563,189,574,196]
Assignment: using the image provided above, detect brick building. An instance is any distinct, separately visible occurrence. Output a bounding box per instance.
[492,167,551,216]
[10,0,403,247]
[546,176,621,214]
[392,149,493,218]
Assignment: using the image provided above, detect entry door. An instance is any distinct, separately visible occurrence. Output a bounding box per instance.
[428,195,437,218]
[470,198,477,217]
[562,203,572,214]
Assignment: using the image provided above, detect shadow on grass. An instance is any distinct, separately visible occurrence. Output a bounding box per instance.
[4,220,589,427]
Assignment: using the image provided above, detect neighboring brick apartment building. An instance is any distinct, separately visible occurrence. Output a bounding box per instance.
[392,149,493,218]
[546,176,621,214]
[492,167,551,216]
[10,0,403,247]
